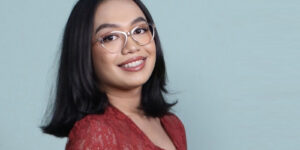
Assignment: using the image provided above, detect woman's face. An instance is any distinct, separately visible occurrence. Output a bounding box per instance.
[92,0,156,91]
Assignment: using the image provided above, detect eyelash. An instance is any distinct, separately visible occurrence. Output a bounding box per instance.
[99,26,149,43]
[102,34,118,43]
[133,27,148,34]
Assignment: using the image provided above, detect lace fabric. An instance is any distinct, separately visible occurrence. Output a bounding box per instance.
[66,105,187,150]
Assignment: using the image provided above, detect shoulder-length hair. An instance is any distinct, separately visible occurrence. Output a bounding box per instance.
[41,0,177,137]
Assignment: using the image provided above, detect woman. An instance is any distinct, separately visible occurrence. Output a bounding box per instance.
[41,0,187,149]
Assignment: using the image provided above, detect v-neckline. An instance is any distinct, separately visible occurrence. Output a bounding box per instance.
[107,104,178,150]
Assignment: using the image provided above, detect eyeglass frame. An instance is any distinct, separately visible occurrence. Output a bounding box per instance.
[95,22,156,53]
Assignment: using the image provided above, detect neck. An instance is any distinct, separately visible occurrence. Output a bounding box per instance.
[105,86,145,117]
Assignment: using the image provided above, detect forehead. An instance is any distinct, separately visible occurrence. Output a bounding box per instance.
[94,0,146,27]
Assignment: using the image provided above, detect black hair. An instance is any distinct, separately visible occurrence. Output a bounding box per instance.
[40,0,177,138]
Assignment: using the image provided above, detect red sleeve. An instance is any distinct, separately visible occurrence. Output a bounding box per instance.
[65,116,119,150]
[172,114,188,150]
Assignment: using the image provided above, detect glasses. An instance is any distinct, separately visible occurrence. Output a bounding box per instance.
[96,23,155,53]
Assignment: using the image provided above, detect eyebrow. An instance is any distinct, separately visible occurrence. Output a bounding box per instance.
[95,17,147,34]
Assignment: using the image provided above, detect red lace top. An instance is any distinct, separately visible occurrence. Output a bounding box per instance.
[66,104,187,150]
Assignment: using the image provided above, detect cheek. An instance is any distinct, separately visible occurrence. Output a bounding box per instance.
[145,41,156,57]
[143,41,157,74]
[148,42,157,63]
[92,47,117,81]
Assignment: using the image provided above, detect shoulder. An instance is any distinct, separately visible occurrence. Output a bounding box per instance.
[163,112,186,131]
[68,114,109,137]
[66,114,118,150]
[162,112,188,149]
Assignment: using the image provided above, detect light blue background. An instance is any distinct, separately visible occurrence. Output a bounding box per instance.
[0,0,299,149]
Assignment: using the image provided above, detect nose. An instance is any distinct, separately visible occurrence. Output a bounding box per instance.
[121,33,140,54]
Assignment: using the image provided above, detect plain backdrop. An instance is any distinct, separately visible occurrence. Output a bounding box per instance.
[0,0,299,149]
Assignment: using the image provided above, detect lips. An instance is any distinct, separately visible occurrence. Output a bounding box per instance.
[118,56,146,67]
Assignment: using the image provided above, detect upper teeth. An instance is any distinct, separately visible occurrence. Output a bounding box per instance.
[123,60,144,68]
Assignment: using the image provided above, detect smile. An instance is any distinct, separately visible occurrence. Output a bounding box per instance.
[118,56,146,72]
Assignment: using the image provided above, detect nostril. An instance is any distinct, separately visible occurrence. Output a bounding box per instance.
[123,38,139,51]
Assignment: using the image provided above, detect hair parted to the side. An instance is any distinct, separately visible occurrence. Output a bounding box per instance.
[40,0,178,138]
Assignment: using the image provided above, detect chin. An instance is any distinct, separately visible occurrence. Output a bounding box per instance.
[124,78,148,88]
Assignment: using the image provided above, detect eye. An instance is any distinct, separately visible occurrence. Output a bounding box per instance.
[101,34,119,43]
[133,27,149,34]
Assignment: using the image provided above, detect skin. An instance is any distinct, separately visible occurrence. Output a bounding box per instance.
[91,0,176,149]
[92,0,156,116]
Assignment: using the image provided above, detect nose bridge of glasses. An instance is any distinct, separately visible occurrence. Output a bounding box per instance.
[123,31,139,46]
[126,31,131,36]
[124,32,137,48]
[126,31,136,41]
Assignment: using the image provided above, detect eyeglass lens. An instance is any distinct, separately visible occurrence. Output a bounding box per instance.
[100,23,154,53]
